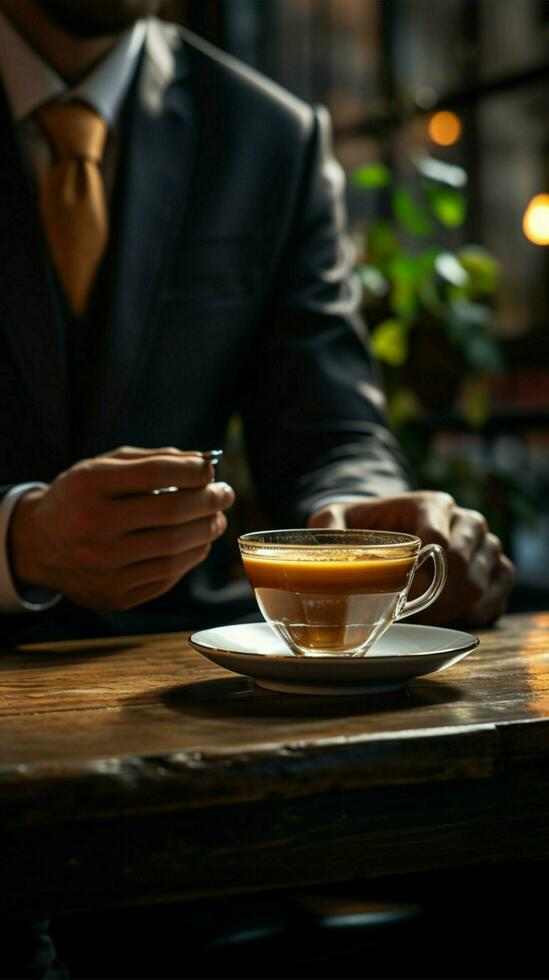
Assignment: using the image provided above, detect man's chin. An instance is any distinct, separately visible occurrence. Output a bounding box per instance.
[36,0,164,38]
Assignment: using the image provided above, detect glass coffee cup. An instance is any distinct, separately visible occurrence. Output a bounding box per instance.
[238,529,447,657]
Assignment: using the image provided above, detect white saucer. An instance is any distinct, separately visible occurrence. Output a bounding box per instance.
[189,622,479,695]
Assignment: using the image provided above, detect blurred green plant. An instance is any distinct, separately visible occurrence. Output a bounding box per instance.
[352,156,536,549]
[353,156,504,429]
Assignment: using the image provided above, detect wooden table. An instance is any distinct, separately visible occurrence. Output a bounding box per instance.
[1,611,549,919]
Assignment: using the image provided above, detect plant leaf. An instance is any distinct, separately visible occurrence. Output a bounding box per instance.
[366,221,401,265]
[447,299,492,339]
[357,265,390,298]
[418,273,445,317]
[352,163,392,188]
[435,252,469,287]
[457,246,500,296]
[414,155,467,188]
[390,278,417,319]
[416,248,439,274]
[427,186,466,227]
[389,255,420,282]
[392,188,433,236]
[371,318,409,366]
[388,387,421,428]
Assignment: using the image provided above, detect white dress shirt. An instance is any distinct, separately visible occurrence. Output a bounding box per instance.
[0,11,147,613]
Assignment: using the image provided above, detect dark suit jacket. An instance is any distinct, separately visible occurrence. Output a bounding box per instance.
[0,19,412,641]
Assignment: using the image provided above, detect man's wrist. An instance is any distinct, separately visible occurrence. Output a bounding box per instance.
[0,484,60,614]
[9,488,48,587]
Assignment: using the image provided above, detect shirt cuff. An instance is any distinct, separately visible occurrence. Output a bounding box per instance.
[0,483,61,614]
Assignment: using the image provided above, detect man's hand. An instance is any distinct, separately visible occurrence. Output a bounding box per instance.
[10,446,235,612]
[308,492,515,628]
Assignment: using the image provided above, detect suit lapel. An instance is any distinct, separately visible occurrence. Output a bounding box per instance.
[90,21,194,451]
[0,89,70,469]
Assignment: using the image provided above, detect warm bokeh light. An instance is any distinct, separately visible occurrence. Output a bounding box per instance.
[522,194,549,245]
[428,110,462,146]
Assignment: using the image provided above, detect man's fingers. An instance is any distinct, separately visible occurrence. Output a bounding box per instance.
[465,555,515,628]
[79,454,214,496]
[119,513,227,564]
[103,446,187,460]
[464,532,503,596]
[413,539,513,626]
[335,491,455,543]
[102,545,211,611]
[307,492,515,630]
[412,492,455,548]
[450,508,489,564]
[110,481,234,533]
[307,505,347,530]
[124,545,212,590]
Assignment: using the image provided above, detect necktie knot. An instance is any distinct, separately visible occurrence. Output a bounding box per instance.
[38,101,108,165]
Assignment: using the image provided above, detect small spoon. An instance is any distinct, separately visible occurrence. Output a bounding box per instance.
[151,449,223,494]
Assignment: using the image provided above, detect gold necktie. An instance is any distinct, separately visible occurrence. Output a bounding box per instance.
[38,101,109,318]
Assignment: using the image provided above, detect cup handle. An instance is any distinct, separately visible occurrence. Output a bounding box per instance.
[395,543,448,620]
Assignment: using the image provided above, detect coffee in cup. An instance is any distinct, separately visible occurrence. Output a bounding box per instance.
[238,529,447,657]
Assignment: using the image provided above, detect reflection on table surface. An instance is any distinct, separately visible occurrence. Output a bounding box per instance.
[0,612,548,770]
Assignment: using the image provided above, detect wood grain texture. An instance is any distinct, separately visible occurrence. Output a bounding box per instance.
[1,612,549,914]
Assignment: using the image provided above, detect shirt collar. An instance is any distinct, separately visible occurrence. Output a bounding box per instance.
[0,10,147,125]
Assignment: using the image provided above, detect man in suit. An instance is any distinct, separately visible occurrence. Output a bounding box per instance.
[0,5,516,975]
[0,0,513,646]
